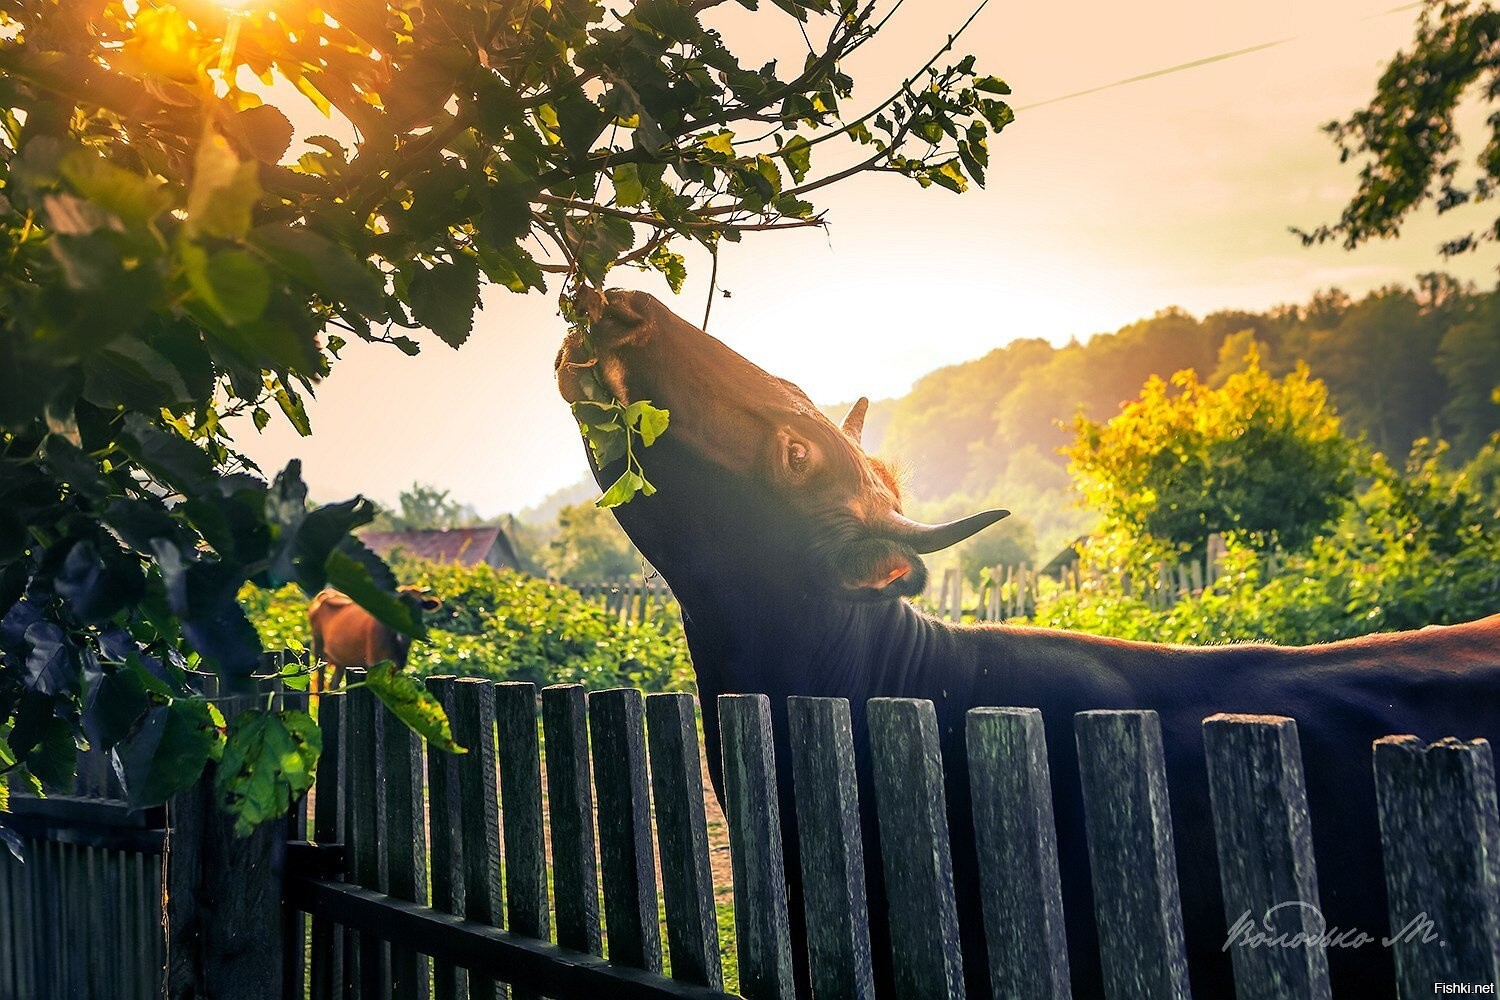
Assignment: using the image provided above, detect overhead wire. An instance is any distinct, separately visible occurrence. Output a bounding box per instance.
[1014,2,1426,113]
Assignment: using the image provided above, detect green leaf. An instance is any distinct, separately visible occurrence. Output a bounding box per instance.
[626,400,670,446]
[185,134,261,241]
[214,709,322,836]
[782,134,812,183]
[703,131,736,157]
[118,700,223,807]
[408,257,481,348]
[25,716,78,792]
[647,246,687,293]
[974,75,1011,95]
[364,665,465,753]
[597,469,646,508]
[251,225,387,322]
[275,384,312,436]
[614,163,645,208]
[228,105,294,164]
[323,547,422,638]
[183,245,272,326]
[60,150,172,230]
[928,159,968,194]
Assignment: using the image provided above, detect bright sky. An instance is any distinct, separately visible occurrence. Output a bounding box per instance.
[235,0,1496,518]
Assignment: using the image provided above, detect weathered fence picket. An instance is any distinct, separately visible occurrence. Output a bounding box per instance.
[496,681,550,1000]
[380,694,431,998]
[540,684,603,958]
[645,692,724,989]
[1373,735,1500,995]
[1203,714,1330,1000]
[965,707,1071,1000]
[867,698,966,1000]
[786,696,875,1000]
[343,673,388,999]
[589,687,663,973]
[452,677,504,1000]
[424,676,467,1000]
[718,694,795,1000]
[308,681,344,1000]
[1075,710,1192,1000]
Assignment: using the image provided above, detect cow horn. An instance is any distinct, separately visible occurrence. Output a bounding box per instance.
[841,397,870,443]
[882,509,1010,554]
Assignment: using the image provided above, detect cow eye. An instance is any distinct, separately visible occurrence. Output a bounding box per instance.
[787,441,809,472]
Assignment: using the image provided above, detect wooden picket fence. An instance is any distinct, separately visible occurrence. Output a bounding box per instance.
[561,577,675,622]
[925,537,1256,621]
[282,676,1500,1000]
[2,669,1495,999]
[0,748,165,1000]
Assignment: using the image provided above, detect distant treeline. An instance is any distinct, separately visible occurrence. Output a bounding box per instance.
[866,274,1500,556]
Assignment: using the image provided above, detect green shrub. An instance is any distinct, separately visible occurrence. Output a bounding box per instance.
[240,560,693,692]
[1029,440,1500,644]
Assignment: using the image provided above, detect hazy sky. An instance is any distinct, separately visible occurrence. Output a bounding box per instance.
[236,0,1496,517]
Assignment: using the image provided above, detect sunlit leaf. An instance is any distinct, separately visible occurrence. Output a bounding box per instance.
[364,665,465,754]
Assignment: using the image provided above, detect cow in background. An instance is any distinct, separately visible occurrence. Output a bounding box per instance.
[556,288,1500,1000]
[307,585,441,692]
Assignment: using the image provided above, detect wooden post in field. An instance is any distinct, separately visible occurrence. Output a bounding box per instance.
[164,678,284,1000]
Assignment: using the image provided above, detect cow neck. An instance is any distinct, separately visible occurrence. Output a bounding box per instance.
[678,583,967,707]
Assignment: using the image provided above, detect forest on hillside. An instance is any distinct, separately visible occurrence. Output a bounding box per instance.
[864,274,1500,559]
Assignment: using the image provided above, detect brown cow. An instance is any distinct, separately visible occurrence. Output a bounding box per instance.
[557,288,1500,1000]
[307,585,441,691]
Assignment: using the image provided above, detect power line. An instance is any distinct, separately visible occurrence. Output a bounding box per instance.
[1015,2,1425,113]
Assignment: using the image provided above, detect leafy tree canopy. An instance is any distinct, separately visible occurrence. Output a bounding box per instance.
[1300,0,1500,260]
[370,482,480,532]
[544,501,642,582]
[0,0,1006,825]
[1065,349,1363,569]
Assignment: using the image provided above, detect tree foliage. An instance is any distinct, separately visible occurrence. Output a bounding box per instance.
[1065,351,1362,567]
[1299,0,1500,259]
[1032,438,1500,644]
[0,0,1005,826]
[544,501,642,582]
[370,482,479,532]
[863,276,1500,562]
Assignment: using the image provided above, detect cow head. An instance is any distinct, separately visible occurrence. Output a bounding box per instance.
[556,289,1007,604]
[397,585,442,617]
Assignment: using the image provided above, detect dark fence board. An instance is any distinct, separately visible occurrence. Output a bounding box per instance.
[309,682,343,1000]
[452,677,504,1000]
[867,698,966,1000]
[645,692,723,989]
[425,676,467,1000]
[589,687,663,973]
[345,673,389,999]
[718,693,795,1000]
[1075,710,1191,1000]
[381,698,431,998]
[496,681,550,1000]
[1374,735,1500,994]
[541,684,602,957]
[965,706,1070,1000]
[787,696,875,1000]
[1203,714,1330,1000]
